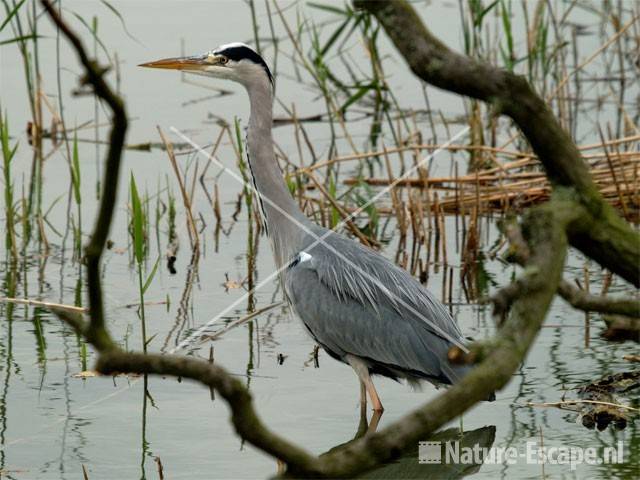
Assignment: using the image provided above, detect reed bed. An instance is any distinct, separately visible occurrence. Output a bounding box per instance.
[319,136,640,219]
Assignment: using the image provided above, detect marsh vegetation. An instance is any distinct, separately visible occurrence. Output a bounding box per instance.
[0,1,638,478]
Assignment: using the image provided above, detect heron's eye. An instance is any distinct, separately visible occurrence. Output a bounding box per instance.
[219,56,229,65]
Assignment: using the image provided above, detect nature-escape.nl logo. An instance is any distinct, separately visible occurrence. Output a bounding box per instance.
[418,440,625,471]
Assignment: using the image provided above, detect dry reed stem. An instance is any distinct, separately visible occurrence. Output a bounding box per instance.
[157,126,200,251]
[0,296,87,313]
[306,172,377,247]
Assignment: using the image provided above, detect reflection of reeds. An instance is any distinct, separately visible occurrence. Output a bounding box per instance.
[162,248,199,352]
[165,176,178,273]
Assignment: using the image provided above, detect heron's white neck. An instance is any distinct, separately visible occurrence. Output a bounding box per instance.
[243,76,310,267]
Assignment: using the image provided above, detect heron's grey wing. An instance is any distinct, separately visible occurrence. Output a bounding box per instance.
[285,258,450,383]
[302,229,466,346]
[284,231,468,383]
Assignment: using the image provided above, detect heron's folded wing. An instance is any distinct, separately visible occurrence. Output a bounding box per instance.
[294,231,466,348]
[284,240,463,382]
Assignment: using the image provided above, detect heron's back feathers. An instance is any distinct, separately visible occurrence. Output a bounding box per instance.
[284,227,474,388]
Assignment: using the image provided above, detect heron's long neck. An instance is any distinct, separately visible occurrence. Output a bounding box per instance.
[245,79,310,267]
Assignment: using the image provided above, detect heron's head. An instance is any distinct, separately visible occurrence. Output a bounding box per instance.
[139,42,273,88]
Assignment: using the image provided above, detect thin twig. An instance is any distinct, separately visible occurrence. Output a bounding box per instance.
[0,296,86,314]
[525,399,639,413]
[200,301,284,342]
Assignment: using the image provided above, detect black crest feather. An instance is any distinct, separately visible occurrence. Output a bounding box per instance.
[215,44,273,84]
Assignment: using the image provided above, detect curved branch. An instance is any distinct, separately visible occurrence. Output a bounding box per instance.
[558,281,640,319]
[90,198,576,479]
[95,350,320,472]
[307,197,575,477]
[354,0,640,286]
[41,1,320,473]
[496,215,639,320]
[41,0,126,350]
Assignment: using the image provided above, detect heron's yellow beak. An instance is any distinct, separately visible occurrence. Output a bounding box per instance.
[138,54,216,71]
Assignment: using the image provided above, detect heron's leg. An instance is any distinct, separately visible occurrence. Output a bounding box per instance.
[367,410,383,434]
[359,380,367,407]
[355,398,369,439]
[357,380,368,430]
[366,380,384,412]
[346,355,384,412]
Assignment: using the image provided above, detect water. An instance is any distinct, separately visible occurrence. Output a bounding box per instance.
[0,1,638,479]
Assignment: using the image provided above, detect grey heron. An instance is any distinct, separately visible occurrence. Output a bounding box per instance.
[141,43,494,411]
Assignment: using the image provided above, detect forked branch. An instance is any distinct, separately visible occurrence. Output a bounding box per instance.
[354,0,640,287]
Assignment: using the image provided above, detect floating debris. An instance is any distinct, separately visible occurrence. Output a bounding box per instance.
[579,371,640,431]
[526,370,640,431]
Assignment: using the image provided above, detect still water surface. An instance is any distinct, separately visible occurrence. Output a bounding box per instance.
[0,1,638,479]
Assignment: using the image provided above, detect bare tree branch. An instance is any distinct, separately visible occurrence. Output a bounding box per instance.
[40,0,321,473]
[40,0,125,351]
[301,196,575,478]
[558,282,640,320]
[95,350,320,472]
[494,216,639,321]
[353,0,640,287]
